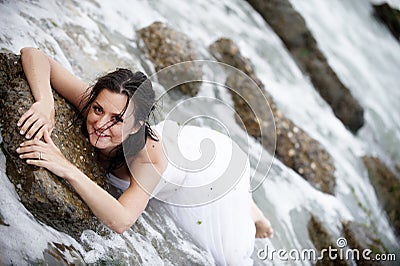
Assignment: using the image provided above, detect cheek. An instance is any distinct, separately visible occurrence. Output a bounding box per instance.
[86,112,95,125]
[111,126,124,140]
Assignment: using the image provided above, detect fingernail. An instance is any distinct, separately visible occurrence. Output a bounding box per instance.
[17,122,21,126]
[20,143,24,146]
[16,148,20,152]
[20,130,24,134]
[25,134,30,139]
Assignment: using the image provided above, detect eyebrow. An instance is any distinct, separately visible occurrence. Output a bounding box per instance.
[94,101,123,117]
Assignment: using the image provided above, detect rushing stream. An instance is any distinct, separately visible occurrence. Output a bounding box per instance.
[0,0,399,265]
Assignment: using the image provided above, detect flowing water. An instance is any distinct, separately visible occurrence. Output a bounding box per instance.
[0,0,399,265]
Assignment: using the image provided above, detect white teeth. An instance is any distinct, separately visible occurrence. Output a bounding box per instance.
[95,130,107,137]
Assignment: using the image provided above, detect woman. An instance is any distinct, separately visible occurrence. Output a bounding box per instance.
[16,47,273,265]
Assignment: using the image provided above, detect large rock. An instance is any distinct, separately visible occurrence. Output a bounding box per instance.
[137,22,202,96]
[308,216,387,265]
[0,52,215,264]
[362,156,400,237]
[307,215,349,266]
[373,3,400,42]
[342,220,387,265]
[246,0,364,134]
[209,38,336,194]
[0,52,107,239]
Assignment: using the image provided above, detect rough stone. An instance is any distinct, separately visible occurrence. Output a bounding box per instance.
[246,0,365,134]
[362,156,400,237]
[0,52,215,264]
[137,22,202,96]
[307,215,349,266]
[342,220,387,265]
[209,38,336,194]
[373,3,400,42]
[0,52,108,239]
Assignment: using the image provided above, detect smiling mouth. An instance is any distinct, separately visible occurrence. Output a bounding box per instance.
[94,129,109,138]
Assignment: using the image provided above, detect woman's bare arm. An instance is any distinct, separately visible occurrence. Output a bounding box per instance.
[18,47,89,139]
[67,162,161,233]
[20,47,89,109]
[16,131,164,234]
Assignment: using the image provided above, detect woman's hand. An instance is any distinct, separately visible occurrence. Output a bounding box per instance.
[16,130,75,179]
[17,101,55,140]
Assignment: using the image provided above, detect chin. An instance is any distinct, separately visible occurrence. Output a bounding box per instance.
[89,135,109,149]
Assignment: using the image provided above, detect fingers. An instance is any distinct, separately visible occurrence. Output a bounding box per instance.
[19,113,39,138]
[17,139,45,160]
[26,119,45,140]
[17,104,55,140]
[17,131,56,157]
[35,131,44,141]
[18,150,42,160]
[19,137,43,147]
[37,124,55,141]
[34,124,49,141]
[26,158,47,168]
[16,141,43,155]
[43,129,54,145]
[17,109,33,128]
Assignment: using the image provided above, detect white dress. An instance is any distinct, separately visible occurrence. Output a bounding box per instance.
[108,120,255,265]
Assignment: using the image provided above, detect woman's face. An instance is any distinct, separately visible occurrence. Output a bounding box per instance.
[86,89,135,154]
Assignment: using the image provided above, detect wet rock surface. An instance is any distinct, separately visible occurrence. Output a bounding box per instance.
[137,22,202,96]
[0,52,215,264]
[42,242,85,266]
[373,3,400,42]
[209,38,336,194]
[0,52,107,239]
[308,216,387,265]
[307,215,348,266]
[362,156,400,237]
[342,220,387,265]
[246,0,364,133]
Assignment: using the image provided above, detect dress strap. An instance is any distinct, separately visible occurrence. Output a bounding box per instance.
[107,173,130,191]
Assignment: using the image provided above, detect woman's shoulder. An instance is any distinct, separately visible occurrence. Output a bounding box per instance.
[135,131,166,166]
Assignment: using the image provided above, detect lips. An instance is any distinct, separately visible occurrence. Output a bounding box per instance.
[94,129,110,138]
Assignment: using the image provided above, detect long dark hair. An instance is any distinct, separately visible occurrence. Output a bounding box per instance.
[79,68,158,172]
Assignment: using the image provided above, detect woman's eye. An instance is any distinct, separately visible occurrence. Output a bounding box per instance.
[113,116,123,123]
[93,106,102,114]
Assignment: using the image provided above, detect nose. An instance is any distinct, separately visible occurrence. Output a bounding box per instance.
[95,115,112,130]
